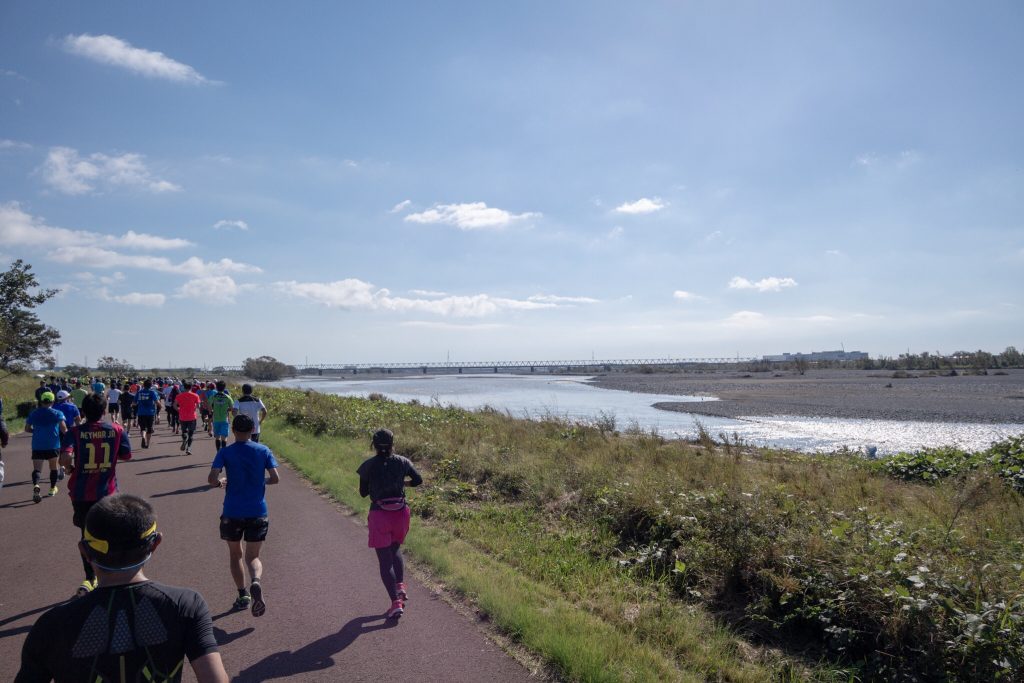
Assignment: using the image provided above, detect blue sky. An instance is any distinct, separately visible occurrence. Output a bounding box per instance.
[1,1,1021,368]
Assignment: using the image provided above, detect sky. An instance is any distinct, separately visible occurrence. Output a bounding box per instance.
[1,1,1022,369]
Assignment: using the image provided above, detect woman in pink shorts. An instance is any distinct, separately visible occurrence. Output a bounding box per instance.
[356,429,423,619]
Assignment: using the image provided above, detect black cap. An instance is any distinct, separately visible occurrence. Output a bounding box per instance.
[372,429,394,446]
[232,414,255,432]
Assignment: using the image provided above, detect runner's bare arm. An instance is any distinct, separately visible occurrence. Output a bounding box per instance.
[190,652,229,683]
[266,467,280,485]
[208,467,225,488]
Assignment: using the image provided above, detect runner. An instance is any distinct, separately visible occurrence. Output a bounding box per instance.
[119,382,136,431]
[34,380,48,404]
[208,381,234,452]
[90,377,106,398]
[199,382,212,435]
[52,390,81,482]
[233,384,268,443]
[24,392,68,503]
[207,414,280,616]
[166,382,181,434]
[15,494,229,683]
[60,394,133,597]
[0,395,9,490]
[154,379,163,425]
[107,382,122,424]
[134,379,162,450]
[175,384,201,455]
[69,380,88,410]
[356,428,423,618]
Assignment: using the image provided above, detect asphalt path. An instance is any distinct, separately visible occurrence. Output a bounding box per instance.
[0,416,535,682]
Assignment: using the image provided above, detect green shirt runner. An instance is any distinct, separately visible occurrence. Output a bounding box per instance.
[209,392,233,424]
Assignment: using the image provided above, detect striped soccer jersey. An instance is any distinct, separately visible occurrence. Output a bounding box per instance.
[63,421,133,501]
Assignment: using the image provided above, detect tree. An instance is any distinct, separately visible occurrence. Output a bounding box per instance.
[96,356,135,375]
[242,356,295,381]
[62,363,90,378]
[0,259,61,372]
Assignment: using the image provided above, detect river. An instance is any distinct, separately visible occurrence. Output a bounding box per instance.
[271,374,1024,455]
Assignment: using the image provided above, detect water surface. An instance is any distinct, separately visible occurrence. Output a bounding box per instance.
[272,374,1024,455]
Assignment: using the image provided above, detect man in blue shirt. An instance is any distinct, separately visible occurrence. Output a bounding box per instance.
[208,414,279,617]
[133,379,162,449]
[25,392,68,502]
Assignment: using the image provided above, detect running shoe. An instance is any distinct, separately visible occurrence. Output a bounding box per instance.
[385,599,404,619]
[49,485,59,497]
[75,580,95,598]
[32,484,41,503]
[250,581,266,617]
[232,593,252,611]
[180,440,186,451]
[57,466,66,481]
[186,449,192,456]
[396,582,409,603]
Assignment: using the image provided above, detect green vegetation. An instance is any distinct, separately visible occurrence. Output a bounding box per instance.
[258,387,1023,681]
[242,355,296,381]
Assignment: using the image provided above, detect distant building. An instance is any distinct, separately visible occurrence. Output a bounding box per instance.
[762,350,869,362]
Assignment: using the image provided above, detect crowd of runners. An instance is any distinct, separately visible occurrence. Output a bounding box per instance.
[6,374,423,682]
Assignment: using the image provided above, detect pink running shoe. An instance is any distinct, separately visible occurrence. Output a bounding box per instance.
[386,599,404,619]
[396,582,408,603]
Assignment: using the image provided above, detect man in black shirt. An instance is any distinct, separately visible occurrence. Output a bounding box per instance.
[16,494,228,683]
[356,428,423,619]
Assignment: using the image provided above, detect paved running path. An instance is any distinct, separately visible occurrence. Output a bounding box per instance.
[0,417,535,682]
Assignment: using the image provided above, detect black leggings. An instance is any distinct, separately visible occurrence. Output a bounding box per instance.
[180,420,196,448]
[374,542,404,601]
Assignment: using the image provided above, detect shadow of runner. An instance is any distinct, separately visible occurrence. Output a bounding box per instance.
[151,485,211,498]
[233,615,398,681]
[138,463,206,475]
[213,625,255,646]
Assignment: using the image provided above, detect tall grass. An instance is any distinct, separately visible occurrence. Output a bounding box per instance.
[258,387,1024,681]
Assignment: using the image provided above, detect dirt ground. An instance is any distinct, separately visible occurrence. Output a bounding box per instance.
[587,368,1024,424]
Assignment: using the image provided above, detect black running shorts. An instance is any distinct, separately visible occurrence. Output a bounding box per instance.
[32,449,60,460]
[219,516,269,542]
[108,403,120,415]
[137,415,155,431]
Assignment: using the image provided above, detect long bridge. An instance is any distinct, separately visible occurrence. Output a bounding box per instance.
[215,356,761,375]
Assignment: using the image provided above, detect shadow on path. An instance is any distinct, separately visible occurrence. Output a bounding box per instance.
[0,601,64,640]
[213,625,254,646]
[0,499,40,509]
[232,615,398,681]
[151,484,211,498]
[138,463,205,476]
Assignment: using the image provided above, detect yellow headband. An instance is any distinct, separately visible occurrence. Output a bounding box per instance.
[84,521,157,555]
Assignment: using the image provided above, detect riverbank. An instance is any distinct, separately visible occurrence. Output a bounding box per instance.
[258,385,1024,681]
[589,368,1024,424]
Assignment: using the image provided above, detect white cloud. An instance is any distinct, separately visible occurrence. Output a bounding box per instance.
[825,249,843,256]
[527,294,600,304]
[41,147,180,195]
[399,321,508,331]
[728,276,798,293]
[62,34,211,84]
[854,150,919,169]
[389,200,412,214]
[50,246,260,278]
[404,202,541,230]
[0,139,31,150]
[673,290,704,301]
[100,289,166,307]
[409,289,448,297]
[724,311,766,326]
[275,279,558,317]
[177,275,243,305]
[0,202,192,252]
[213,219,249,231]
[615,197,666,214]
